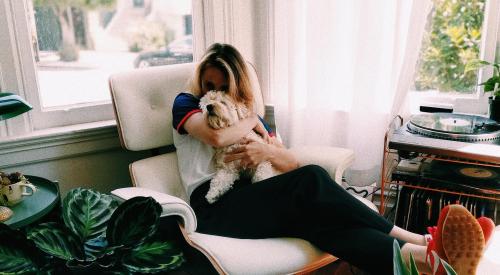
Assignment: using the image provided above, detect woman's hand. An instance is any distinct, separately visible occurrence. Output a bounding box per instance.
[224,138,272,168]
[268,136,285,148]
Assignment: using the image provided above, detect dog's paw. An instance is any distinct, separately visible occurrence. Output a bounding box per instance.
[205,192,218,204]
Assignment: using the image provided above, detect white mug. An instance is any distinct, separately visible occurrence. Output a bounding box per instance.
[0,180,37,206]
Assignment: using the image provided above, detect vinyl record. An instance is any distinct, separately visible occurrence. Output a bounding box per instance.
[421,160,500,192]
[456,166,498,180]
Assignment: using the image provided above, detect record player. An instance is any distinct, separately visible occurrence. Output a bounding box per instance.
[389,113,500,164]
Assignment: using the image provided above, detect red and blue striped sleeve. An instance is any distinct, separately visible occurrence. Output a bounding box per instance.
[258,116,275,137]
[172,93,201,135]
[172,92,274,136]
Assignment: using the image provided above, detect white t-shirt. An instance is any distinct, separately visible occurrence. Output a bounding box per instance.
[172,92,215,198]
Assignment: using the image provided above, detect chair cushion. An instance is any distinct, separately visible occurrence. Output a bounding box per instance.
[109,62,265,151]
[187,232,336,275]
[129,152,188,201]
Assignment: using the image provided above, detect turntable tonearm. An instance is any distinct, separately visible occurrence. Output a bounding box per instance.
[389,113,500,164]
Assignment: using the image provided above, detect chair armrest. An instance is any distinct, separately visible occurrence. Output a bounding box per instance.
[289,146,354,184]
[111,187,197,233]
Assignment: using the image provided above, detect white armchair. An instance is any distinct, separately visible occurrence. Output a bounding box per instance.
[109,63,377,274]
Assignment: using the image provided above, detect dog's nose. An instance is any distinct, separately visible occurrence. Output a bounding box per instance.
[206,104,214,113]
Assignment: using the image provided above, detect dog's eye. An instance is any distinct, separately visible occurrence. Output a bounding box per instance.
[221,101,227,106]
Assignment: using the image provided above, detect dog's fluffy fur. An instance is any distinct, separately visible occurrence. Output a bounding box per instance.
[199,90,278,203]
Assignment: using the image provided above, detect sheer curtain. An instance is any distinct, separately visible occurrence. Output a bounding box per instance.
[272,0,431,186]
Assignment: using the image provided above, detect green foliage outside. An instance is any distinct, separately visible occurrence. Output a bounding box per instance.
[33,0,116,10]
[414,0,485,93]
[127,21,170,52]
[32,0,117,61]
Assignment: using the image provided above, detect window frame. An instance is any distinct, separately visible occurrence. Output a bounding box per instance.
[0,0,202,134]
[410,0,500,115]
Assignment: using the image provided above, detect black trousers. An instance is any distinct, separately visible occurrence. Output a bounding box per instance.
[190,165,405,275]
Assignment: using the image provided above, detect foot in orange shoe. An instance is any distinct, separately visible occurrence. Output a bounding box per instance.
[440,204,485,275]
[426,205,487,275]
[477,216,495,247]
[428,216,495,245]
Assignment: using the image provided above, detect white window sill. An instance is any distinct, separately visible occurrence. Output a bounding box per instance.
[0,120,121,168]
[408,90,489,115]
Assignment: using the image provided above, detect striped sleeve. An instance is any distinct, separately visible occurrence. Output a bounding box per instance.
[172,93,201,135]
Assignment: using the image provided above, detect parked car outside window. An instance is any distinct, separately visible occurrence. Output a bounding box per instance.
[134,35,193,68]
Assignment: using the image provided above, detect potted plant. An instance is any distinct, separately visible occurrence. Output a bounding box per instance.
[393,240,456,275]
[465,60,500,122]
[0,188,184,274]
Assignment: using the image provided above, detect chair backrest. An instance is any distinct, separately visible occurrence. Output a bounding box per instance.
[109,62,265,151]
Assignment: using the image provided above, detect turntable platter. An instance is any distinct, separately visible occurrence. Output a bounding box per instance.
[407,113,500,142]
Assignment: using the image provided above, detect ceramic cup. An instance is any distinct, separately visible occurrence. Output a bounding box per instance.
[0,180,37,206]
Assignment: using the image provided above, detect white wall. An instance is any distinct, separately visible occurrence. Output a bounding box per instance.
[0,125,151,196]
[2,148,148,196]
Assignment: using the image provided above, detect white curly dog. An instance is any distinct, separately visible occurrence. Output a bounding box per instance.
[199,90,279,203]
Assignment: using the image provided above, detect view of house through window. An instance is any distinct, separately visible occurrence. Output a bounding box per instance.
[413,0,485,95]
[30,0,192,109]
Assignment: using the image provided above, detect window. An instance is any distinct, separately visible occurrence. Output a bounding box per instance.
[1,0,193,130]
[410,0,499,114]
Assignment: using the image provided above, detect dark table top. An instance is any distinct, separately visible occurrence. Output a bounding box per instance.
[2,175,60,229]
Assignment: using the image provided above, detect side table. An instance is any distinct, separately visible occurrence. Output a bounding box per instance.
[2,175,60,229]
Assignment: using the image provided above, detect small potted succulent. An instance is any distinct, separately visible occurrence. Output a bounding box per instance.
[465,60,500,122]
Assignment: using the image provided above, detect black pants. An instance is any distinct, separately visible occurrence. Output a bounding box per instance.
[190,165,405,275]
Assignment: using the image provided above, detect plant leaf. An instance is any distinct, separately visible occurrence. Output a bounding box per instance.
[27,222,84,261]
[441,258,457,275]
[122,241,184,273]
[107,196,162,248]
[63,188,118,241]
[479,76,500,92]
[393,239,409,275]
[0,223,41,274]
[408,253,419,275]
[464,59,490,73]
[84,236,115,261]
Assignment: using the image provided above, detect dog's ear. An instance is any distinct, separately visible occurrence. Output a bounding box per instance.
[236,103,250,119]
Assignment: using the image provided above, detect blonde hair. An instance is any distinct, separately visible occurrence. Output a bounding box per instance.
[191,43,254,109]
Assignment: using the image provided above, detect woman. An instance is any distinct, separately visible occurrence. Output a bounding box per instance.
[172,43,492,274]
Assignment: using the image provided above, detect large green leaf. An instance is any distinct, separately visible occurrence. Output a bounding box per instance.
[392,239,409,275]
[479,76,500,92]
[63,188,118,241]
[122,241,184,273]
[27,222,84,261]
[84,236,117,261]
[107,196,162,248]
[0,223,41,274]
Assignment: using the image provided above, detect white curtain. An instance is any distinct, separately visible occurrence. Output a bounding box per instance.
[272,0,431,186]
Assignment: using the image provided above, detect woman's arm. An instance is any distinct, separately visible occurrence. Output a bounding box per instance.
[183,112,269,148]
[224,137,300,173]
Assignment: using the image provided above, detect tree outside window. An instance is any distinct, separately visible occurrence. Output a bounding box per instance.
[414,0,485,93]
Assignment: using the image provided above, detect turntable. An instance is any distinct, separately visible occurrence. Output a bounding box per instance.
[389,113,500,164]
